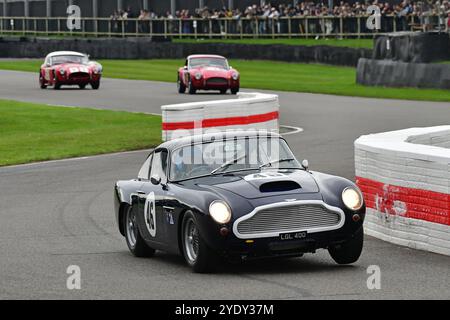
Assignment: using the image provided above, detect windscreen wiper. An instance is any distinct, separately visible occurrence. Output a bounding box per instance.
[259,158,295,169]
[211,154,246,175]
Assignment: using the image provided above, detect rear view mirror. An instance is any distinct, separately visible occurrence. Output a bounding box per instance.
[301,159,309,171]
[150,174,161,185]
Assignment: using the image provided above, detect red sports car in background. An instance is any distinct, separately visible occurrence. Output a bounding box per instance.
[177,55,240,94]
[39,51,102,90]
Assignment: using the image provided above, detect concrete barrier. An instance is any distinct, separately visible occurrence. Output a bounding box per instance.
[161,92,279,141]
[355,126,450,256]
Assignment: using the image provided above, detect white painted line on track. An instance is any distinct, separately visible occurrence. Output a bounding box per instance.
[280,125,304,136]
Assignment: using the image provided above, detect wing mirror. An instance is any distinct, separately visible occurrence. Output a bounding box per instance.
[150,174,161,185]
[301,159,309,171]
[183,66,188,70]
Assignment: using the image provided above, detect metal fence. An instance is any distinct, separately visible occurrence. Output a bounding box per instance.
[0,15,445,39]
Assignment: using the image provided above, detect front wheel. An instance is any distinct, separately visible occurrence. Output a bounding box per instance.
[124,205,155,257]
[79,83,86,89]
[231,87,239,95]
[177,75,186,93]
[181,211,218,273]
[188,78,196,95]
[328,226,364,264]
[39,74,47,89]
[91,81,100,90]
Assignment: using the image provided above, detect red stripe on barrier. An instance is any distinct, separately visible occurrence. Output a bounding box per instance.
[162,111,279,131]
[356,176,450,226]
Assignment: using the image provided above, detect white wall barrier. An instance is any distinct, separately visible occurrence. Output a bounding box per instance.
[161,92,279,141]
[355,126,450,256]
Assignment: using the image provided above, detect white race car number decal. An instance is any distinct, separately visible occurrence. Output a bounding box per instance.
[69,67,88,73]
[144,192,156,237]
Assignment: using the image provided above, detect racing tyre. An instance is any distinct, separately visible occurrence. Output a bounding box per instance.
[231,87,239,95]
[39,74,47,89]
[177,75,186,93]
[328,226,364,264]
[124,204,155,257]
[91,81,100,90]
[53,72,61,90]
[181,211,218,273]
[188,78,196,95]
[79,83,86,89]
[220,89,227,94]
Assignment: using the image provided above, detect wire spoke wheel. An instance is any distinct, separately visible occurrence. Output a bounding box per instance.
[184,218,199,263]
[125,206,138,248]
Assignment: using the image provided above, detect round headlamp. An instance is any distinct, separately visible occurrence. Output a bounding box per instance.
[209,200,232,224]
[59,69,65,75]
[232,72,239,80]
[195,72,202,80]
[342,187,363,211]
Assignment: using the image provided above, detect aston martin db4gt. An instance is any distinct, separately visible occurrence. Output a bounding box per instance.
[39,51,102,90]
[177,54,240,95]
[114,131,365,273]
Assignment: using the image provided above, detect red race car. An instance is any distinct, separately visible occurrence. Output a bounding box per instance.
[39,51,102,90]
[177,54,240,94]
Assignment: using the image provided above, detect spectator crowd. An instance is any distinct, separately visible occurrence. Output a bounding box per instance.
[110,1,450,35]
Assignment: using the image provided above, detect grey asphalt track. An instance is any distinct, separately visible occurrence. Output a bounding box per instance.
[0,70,449,299]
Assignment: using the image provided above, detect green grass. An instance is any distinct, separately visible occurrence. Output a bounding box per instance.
[174,38,374,49]
[0,59,449,102]
[0,99,162,166]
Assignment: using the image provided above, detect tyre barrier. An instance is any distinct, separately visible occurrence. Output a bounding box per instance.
[161,92,279,141]
[355,126,450,256]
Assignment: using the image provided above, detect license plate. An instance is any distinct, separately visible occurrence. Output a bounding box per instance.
[279,231,307,241]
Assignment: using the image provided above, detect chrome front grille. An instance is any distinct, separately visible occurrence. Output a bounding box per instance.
[235,203,342,236]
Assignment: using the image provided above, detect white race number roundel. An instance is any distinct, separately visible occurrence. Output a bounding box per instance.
[144,192,156,237]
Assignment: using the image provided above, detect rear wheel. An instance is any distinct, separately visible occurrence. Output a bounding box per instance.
[328,226,364,264]
[91,81,100,90]
[181,211,218,273]
[177,75,186,93]
[188,77,196,95]
[124,205,155,257]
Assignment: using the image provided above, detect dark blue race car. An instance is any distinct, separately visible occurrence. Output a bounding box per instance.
[114,131,365,273]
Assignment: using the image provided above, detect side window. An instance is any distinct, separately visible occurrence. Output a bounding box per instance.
[151,150,168,183]
[137,154,153,180]
[186,59,189,69]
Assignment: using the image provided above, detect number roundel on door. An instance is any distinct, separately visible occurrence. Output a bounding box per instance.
[144,192,156,237]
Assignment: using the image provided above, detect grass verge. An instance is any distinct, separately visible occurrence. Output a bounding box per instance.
[173,38,374,49]
[0,59,449,102]
[0,99,161,166]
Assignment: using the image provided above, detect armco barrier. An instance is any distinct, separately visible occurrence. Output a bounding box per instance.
[355,126,450,256]
[161,92,279,141]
